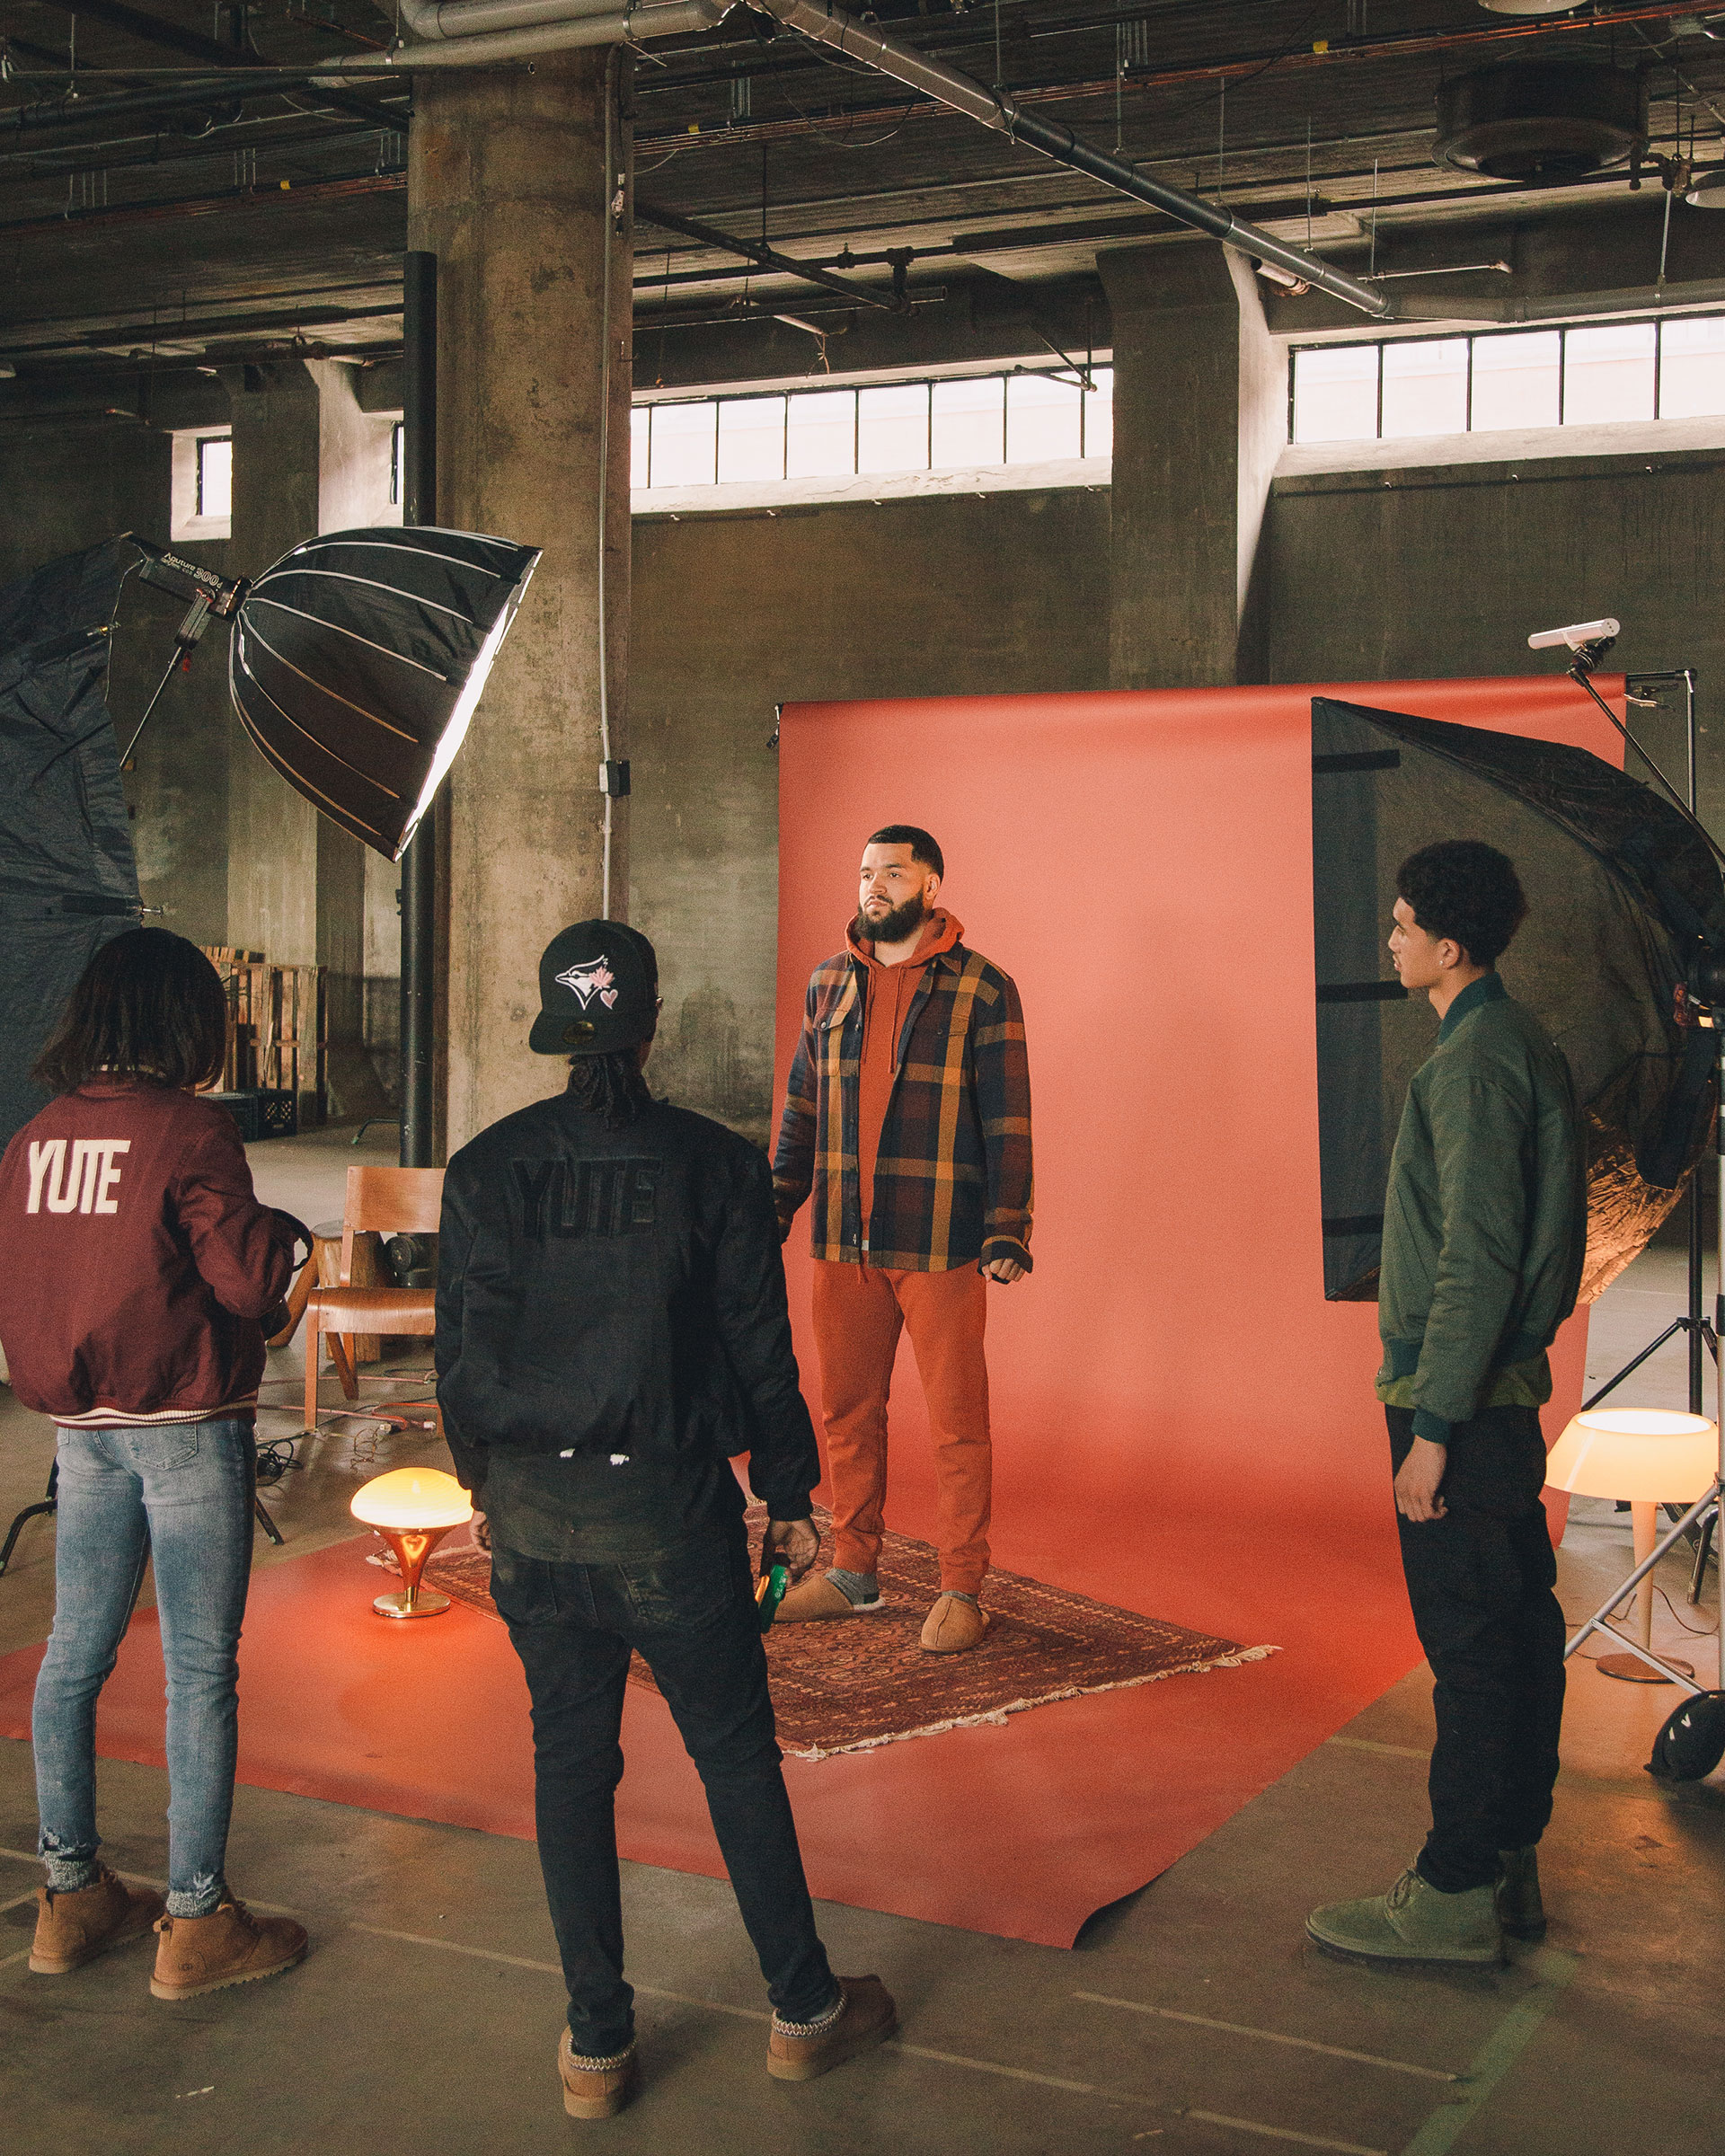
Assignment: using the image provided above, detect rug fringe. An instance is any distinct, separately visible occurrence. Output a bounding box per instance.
[784,1643,1281,1761]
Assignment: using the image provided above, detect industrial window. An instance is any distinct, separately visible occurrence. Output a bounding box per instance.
[196,435,233,519]
[633,366,1113,491]
[1289,315,1725,445]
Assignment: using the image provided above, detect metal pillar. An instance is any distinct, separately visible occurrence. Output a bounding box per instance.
[400,248,438,1170]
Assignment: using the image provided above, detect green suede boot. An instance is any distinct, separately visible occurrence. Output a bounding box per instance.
[1306,1867,1504,1968]
[1496,1846,1546,1941]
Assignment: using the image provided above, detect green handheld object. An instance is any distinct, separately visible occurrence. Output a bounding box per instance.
[756,1562,789,1633]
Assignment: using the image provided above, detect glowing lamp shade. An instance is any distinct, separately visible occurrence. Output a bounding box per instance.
[1546,1409,1717,1682]
[1544,1409,1718,1504]
[229,526,539,863]
[350,1466,473,1620]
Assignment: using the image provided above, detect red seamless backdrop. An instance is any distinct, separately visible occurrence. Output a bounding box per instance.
[0,676,1621,1951]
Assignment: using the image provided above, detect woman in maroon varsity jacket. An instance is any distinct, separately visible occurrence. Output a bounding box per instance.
[0,930,309,1999]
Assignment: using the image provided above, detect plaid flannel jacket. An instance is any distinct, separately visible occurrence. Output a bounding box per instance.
[772,940,1033,1273]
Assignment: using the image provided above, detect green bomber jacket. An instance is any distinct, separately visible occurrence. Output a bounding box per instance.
[1376,971,1588,1445]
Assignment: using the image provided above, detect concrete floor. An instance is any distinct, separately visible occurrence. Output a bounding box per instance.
[0,1127,1720,2153]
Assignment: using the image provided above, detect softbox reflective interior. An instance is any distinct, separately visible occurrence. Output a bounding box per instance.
[230,526,540,862]
[0,539,141,1153]
[1312,695,1723,1305]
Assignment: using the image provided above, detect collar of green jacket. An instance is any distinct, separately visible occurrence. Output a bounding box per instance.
[1436,968,1506,1044]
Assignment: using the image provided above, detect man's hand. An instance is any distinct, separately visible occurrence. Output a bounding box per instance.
[1393,1438,1448,1523]
[765,1515,819,1581]
[470,1509,492,1551]
[982,1257,1026,1285]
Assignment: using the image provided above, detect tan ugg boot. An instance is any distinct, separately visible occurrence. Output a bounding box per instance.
[766,1976,897,2081]
[920,1594,988,1654]
[558,2029,638,2119]
[776,1574,883,1621]
[30,1866,164,1975]
[151,1898,308,2001]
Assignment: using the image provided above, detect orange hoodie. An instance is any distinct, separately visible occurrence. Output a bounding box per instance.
[847,908,963,1249]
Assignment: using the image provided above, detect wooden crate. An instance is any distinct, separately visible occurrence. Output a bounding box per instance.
[200,950,326,1124]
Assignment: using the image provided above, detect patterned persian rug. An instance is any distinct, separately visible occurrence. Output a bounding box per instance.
[371,1507,1275,1762]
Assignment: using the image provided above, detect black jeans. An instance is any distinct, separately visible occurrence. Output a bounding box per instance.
[1387,1404,1567,1895]
[491,1520,838,2056]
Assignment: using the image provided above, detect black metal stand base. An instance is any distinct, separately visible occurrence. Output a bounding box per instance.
[0,1458,282,1575]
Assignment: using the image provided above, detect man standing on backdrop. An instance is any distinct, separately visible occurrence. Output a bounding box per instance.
[1307,841,1586,1970]
[772,826,1033,1655]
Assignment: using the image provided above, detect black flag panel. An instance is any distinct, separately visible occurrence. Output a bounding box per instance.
[1312,696,1722,1304]
[0,540,141,1152]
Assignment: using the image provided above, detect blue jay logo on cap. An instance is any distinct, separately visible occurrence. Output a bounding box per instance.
[555,958,618,1011]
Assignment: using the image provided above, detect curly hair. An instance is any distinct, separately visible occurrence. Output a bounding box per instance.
[566,1049,654,1129]
[1395,841,1527,968]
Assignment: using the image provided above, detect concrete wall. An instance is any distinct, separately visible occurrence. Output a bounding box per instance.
[628,483,1112,1144]
[1262,446,1725,832]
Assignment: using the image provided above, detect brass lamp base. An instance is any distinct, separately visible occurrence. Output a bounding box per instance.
[373,1586,453,1620]
[1597,1651,1692,1683]
[370,1524,455,1619]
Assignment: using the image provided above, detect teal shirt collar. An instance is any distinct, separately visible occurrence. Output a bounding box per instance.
[1436,969,1506,1043]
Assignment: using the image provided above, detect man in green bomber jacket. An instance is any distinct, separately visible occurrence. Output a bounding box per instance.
[1308,840,1587,1971]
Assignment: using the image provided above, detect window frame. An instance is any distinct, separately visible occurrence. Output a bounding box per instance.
[1288,313,1722,446]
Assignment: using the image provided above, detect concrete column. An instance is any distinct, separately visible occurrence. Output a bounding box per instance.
[224,361,322,965]
[225,358,386,1119]
[408,51,632,1153]
[1098,244,1285,689]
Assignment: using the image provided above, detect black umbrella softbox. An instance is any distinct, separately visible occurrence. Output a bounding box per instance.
[1312,696,1723,1304]
[0,539,141,1152]
[230,526,540,862]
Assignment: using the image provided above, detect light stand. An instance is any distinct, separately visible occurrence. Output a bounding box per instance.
[1532,641,1722,1690]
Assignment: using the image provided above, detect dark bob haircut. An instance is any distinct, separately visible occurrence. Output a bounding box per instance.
[1396,840,1527,968]
[867,824,944,880]
[32,928,229,1096]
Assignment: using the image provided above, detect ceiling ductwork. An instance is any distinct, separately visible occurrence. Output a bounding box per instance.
[1435,61,1649,181]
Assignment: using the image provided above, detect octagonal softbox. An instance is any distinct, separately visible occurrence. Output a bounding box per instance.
[1312,695,1723,1304]
[229,526,540,862]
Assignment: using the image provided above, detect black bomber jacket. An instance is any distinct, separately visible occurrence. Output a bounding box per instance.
[434,1091,819,1522]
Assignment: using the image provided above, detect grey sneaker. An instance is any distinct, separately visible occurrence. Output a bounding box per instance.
[1497,1846,1547,1940]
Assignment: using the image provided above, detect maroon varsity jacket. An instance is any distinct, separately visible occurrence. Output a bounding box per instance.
[0,1078,297,1427]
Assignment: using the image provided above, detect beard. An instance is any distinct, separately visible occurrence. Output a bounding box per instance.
[853,891,927,948]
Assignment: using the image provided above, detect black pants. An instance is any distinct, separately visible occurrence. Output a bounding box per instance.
[491,1523,838,2055]
[1387,1404,1567,1894]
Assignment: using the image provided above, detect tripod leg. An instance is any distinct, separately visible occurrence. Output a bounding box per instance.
[1582,1318,1690,1410]
[0,1460,60,1579]
[1689,1507,1716,1607]
[253,1496,285,1548]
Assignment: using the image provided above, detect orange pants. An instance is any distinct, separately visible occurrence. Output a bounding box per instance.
[809,1259,991,1595]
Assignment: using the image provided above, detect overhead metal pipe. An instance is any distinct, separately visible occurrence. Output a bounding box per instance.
[636,197,906,312]
[751,0,1392,318]
[317,0,721,70]
[395,0,626,38]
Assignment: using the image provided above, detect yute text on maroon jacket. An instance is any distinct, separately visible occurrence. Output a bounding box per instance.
[0,1078,296,1427]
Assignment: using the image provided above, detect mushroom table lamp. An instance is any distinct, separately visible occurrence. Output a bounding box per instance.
[1544,1409,1717,1682]
[350,1467,473,1620]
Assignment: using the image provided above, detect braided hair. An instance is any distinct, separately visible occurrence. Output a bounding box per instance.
[567,1048,653,1129]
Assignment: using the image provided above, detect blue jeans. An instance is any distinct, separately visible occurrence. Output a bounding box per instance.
[491,1519,839,2057]
[33,1419,256,1918]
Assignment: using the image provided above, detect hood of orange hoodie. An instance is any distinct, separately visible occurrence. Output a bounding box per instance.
[845,908,963,972]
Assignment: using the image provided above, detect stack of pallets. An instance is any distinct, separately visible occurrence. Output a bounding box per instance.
[200,948,327,1125]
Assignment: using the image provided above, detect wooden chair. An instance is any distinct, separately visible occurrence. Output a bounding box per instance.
[304,1166,444,1432]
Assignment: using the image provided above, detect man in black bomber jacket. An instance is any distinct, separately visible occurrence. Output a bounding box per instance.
[434,920,894,2121]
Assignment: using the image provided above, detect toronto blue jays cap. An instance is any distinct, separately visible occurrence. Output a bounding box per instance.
[528,919,659,1056]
